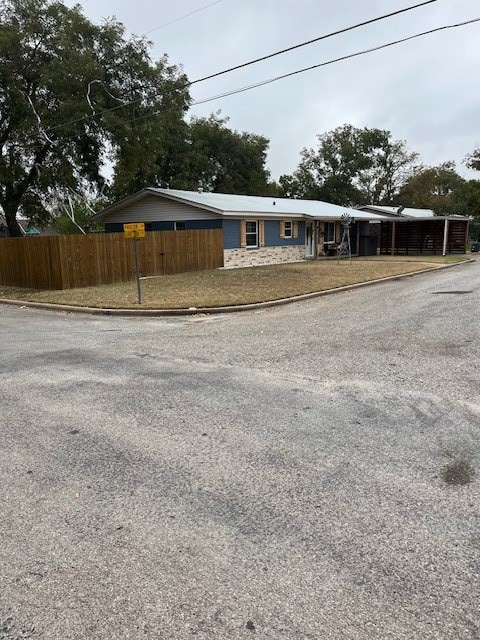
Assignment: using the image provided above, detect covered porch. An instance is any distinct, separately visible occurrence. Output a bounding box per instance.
[312,220,380,258]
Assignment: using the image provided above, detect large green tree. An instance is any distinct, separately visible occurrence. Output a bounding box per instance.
[279,124,418,206]
[462,149,480,239]
[112,112,275,198]
[185,114,274,195]
[397,162,467,215]
[0,0,190,236]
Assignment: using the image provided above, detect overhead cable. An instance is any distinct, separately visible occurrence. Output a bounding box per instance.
[110,17,480,130]
[144,0,224,35]
[46,0,439,134]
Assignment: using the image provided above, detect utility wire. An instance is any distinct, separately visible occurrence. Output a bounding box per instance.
[46,0,438,134]
[103,17,480,131]
[144,0,224,35]
[187,0,439,87]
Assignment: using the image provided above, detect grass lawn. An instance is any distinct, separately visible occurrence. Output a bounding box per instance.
[0,255,469,310]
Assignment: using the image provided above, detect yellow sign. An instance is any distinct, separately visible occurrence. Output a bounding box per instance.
[124,229,145,239]
[124,223,145,239]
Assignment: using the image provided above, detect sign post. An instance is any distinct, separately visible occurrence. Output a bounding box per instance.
[123,223,145,304]
[133,236,142,304]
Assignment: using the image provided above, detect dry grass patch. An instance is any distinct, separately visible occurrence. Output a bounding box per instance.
[0,256,466,309]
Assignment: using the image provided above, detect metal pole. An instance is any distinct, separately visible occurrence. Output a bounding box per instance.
[133,236,142,304]
[442,218,449,256]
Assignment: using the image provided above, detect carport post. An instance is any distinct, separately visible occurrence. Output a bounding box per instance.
[391,221,396,256]
[442,218,449,256]
[464,219,470,250]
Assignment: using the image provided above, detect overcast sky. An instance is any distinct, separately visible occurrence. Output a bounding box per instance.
[69,0,480,182]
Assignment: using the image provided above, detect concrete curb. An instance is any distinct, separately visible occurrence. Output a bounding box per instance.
[0,259,475,318]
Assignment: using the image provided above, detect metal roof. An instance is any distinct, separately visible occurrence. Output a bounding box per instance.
[359,205,469,222]
[359,205,436,218]
[95,188,390,221]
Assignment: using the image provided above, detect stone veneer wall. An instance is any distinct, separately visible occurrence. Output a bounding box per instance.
[224,245,305,268]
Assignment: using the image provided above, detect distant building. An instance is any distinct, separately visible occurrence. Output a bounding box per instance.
[0,215,59,237]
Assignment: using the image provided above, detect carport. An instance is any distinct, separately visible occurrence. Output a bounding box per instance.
[379,216,469,256]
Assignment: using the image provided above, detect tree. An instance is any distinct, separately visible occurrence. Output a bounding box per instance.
[278,124,418,205]
[110,104,191,199]
[454,179,480,228]
[460,150,480,238]
[397,162,466,215]
[465,147,480,172]
[112,112,276,198]
[51,192,106,234]
[0,0,190,236]
[185,114,274,195]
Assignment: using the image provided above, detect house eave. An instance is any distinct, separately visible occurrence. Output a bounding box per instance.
[93,188,225,220]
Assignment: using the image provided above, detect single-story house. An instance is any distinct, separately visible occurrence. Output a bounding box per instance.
[358,205,469,255]
[93,188,389,268]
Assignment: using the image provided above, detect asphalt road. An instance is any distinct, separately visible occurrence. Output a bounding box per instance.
[1,261,479,640]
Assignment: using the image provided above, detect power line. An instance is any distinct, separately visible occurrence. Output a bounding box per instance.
[106,17,480,131]
[46,0,438,134]
[190,0,439,87]
[144,0,224,35]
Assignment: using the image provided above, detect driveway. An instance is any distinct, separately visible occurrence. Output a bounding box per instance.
[0,261,479,639]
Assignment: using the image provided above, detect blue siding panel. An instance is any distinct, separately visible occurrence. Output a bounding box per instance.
[264,220,305,246]
[223,220,240,249]
[106,218,305,250]
[223,219,306,249]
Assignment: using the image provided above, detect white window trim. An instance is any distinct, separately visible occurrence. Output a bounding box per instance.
[284,221,293,238]
[324,222,336,243]
[245,220,258,248]
[174,221,186,231]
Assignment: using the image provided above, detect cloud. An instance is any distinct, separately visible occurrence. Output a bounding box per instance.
[67,0,480,180]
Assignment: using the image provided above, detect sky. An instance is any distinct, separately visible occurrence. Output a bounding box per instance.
[68,0,480,182]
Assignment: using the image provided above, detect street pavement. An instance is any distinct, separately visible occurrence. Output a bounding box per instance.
[0,261,479,639]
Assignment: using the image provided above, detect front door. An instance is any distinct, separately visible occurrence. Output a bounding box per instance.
[305,222,314,258]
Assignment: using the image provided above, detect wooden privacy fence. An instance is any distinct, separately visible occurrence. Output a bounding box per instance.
[0,229,224,290]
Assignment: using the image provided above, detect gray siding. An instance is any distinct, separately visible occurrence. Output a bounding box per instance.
[103,195,221,224]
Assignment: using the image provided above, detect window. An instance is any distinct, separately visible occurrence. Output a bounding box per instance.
[324,222,335,243]
[174,221,186,231]
[241,220,264,248]
[245,220,258,247]
[284,221,293,238]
